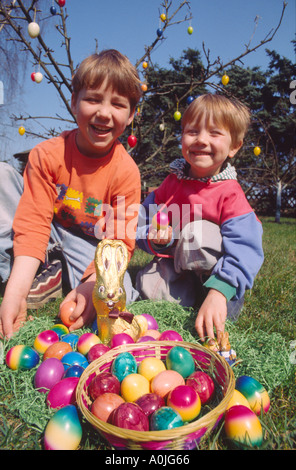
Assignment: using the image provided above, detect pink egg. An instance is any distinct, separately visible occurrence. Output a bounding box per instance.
[110,402,149,431]
[91,393,125,423]
[137,335,156,343]
[87,343,110,362]
[47,377,79,409]
[141,314,159,330]
[111,333,134,348]
[33,330,59,354]
[34,358,65,393]
[150,370,185,399]
[159,330,183,342]
[186,371,215,405]
[136,393,165,418]
[88,372,120,401]
[77,332,101,356]
[167,385,201,422]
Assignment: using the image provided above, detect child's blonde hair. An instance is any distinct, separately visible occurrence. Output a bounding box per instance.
[182,94,251,147]
[72,49,142,110]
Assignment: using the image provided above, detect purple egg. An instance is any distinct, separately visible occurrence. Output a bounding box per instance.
[47,377,79,409]
[110,333,134,348]
[34,358,65,393]
[110,402,149,431]
[159,330,183,341]
[141,314,159,330]
[87,343,110,362]
[136,393,165,417]
[137,335,156,343]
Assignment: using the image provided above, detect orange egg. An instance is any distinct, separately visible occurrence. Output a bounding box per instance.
[43,341,73,361]
[60,301,77,327]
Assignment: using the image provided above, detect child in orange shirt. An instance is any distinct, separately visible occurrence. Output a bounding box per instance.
[0,50,142,338]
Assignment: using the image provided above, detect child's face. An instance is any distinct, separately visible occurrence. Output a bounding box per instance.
[71,78,134,157]
[182,115,242,178]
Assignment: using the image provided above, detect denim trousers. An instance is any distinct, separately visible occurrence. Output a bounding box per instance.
[0,162,138,304]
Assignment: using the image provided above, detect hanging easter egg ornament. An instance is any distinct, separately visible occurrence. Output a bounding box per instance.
[174,110,181,121]
[141,83,148,92]
[31,72,36,81]
[160,13,166,22]
[187,26,194,35]
[34,72,43,83]
[253,146,261,156]
[28,22,40,38]
[157,28,163,38]
[159,122,165,132]
[58,0,66,6]
[50,6,57,15]
[142,61,148,69]
[186,96,194,105]
[222,74,229,86]
[127,135,137,148]
[18,126,25,136]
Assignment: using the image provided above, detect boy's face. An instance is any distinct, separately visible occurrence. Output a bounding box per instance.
[71,78,134,158]
[182,115,242,179]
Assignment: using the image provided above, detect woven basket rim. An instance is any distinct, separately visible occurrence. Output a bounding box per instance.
[76,340,235,443]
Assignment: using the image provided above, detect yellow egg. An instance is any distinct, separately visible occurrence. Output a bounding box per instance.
[253,146,261,156]
[138,357,166,382]
[120,373,150,402]
[222,74,229,86]
[18,126,25,136]
[226,389,251,410]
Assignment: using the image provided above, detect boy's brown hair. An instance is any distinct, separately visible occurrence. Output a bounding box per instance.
[182,94,251,147]
[72,49,142,110]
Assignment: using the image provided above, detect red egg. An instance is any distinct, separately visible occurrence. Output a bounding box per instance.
[159,330,183,341]
[59,301,76,327]
[88,372,120,401]
[127,135,137,148]
[58,0,65,6]
[111,333,134,348]
[91,393,125,423]
[87,343,110,362]
[186,371,215,405]
[110,402,149,431]
[136,393,165,418]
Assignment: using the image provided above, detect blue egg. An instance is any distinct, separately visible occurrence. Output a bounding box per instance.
[111,352,137,382]
[62,333,79,349]
[64,365,84,378]
[150,406,183,431]
[61,351,89,371]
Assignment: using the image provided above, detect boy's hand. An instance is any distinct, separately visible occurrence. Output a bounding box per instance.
[195,289,227,342]
[59,273,96,331]
[0,294,28,339]
[148,225,173,246]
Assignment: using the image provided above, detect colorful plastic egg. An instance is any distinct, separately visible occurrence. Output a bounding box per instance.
[110,402,149,431]
[141,313,159,330]
[186,370,215,405]
[87,343,110,362]
[61,351,88,371]
[159,330,183,341]
[150,406,183,431]
[28,22,40,38]
[150,370,185,398]
[151,212,169,231]
[91,393,125,423]
[136,393,165,418]
[88,372,120,401]
[43,341,72,361]
[77,332,100,356]
[34,72,43,83]
[235,376,270,415]
[44,405,82,450]
[138,357,166,382]
[120,373,150,402]
[167,385,201,422]
[226,389,252,410]
[166,346,195,378]
[64,365,84,378]
[34,357,65,393]
[47,377,79,409]
[59,301,76,327]
[111,352,137,382]
[33,330,59,354]
[62,333,79,348]
[224,405,263,447]
[51,324,69,338]
[110,333,134,348]
[6,345,40,370]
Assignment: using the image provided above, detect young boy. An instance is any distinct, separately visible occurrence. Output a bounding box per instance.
[136,94,264,342]
[0,49,142,338]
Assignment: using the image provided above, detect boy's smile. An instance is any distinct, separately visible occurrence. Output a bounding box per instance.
[71,78,134,158]
[182,116,242,179]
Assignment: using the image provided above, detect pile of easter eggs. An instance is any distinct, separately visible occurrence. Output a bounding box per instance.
[88,344,216,433]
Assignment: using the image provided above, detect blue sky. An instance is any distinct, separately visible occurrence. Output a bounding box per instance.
[1,0,295,163]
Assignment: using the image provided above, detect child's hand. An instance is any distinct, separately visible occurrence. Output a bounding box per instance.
[148,225,173,245]
[59,273,97,331]
[0,294,28,339]
[195,289,227,342]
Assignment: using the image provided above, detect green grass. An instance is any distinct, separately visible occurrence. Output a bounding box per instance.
[0,217,295,450]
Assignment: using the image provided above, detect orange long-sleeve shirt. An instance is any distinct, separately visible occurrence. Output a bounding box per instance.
[13,129,141,280]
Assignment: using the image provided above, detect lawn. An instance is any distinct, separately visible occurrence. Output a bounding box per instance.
[0,217,295,450]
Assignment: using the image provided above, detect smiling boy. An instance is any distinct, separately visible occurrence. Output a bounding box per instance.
[0,50,142,338]
[136,94,264,342]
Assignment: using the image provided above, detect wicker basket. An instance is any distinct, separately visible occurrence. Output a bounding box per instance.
[76,341,235,450]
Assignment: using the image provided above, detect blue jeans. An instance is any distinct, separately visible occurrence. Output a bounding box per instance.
[0,162,138,303]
